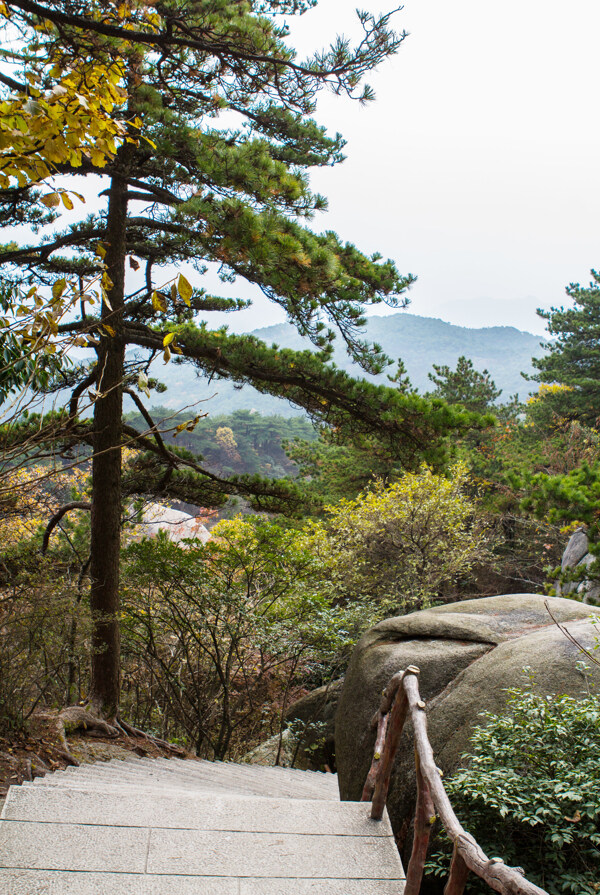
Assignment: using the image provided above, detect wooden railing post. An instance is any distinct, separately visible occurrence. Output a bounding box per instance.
[444,844,470,895]
[404,753,436,895]
[368,667,419,820]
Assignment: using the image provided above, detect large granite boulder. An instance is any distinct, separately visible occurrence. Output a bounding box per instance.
[335,594,599,854]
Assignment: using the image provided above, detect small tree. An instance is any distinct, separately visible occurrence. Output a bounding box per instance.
[121,517,368,758]
[427,356,502,414]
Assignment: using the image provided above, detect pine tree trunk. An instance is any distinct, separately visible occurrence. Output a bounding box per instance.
[88,166,128,718]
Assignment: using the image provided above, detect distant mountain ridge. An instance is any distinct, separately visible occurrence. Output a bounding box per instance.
[148,313,546,418]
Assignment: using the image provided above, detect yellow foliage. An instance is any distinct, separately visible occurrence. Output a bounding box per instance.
[304,463,489,610]
[0,59,129,190]
[215,426,242,464]
[527,383,573,405]
[0,463,87,548]
[0,0,165,193]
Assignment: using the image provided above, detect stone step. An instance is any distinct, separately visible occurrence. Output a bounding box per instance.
[0,820,404,880]
[53,758,338,800]
[25,779,237,798]
[0,870,404,894]
[2,786,392,837]
[167,757,337,787]
[64,755,336,789]
[158,758,339,796]
[0,758,405,894]
[28,774,328,802]
[109,757,337,795]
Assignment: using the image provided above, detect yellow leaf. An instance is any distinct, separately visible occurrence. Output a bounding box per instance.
[41,192,60,208]
[52,278,67,299]
[61,192,74,210]
[152,291,167,313]
[163,345,171,363]
[103,324,116,337]
[163,332,175,347]
[177,274,193,306]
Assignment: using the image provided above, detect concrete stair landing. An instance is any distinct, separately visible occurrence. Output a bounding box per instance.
[0,757,405,894]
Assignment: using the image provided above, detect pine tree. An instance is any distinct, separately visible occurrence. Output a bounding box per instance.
[1,0,485,719]
[530,270,600,426]
[427,355,502,414]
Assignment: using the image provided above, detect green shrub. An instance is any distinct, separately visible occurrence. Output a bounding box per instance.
[120,517,380,758]
[428,684,600,894]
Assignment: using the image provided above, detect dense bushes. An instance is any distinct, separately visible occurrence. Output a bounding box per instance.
[428,683,600,894]
[0,461,496,746]
[120,517,378,758]
[0,564,90,732]
[0,466,91,732]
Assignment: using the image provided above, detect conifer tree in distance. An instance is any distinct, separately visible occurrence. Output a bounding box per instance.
[530,270,600,426]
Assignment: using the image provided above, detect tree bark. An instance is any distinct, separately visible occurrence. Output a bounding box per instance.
[88,162,128,718]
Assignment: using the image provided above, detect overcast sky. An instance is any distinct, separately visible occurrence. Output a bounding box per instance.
[218,0,599,337]
[10,1,599,339]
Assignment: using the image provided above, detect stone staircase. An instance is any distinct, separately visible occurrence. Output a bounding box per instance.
[0,756,406,893]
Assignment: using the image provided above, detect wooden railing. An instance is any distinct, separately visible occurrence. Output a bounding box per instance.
[361,666,549,895]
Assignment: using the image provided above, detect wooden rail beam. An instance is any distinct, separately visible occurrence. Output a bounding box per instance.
[362,666,549,895]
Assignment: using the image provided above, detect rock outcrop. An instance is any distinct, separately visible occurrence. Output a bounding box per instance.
[130,502,210,545]
[557,527,600,604]
[335,594,599,854]
[241,681,344,771]
[285,680,344,771]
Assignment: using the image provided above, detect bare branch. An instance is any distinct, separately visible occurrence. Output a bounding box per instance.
[41,501,91,554]
[123,387,172,465]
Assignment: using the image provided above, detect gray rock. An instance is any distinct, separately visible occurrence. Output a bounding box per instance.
[580,580,600,605]
[241,730,304,769]
[129,502,210,545]
[335,593,598,857]
[561,527,589,571]
[241,681,344,772]
[285,681,344,771]
[558,529,600,602]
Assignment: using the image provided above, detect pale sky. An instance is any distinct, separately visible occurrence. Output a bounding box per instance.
[9,1,600,339]
[215,0,600,337]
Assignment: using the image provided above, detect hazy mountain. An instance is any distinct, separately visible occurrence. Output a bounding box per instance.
[146,313,546,419]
